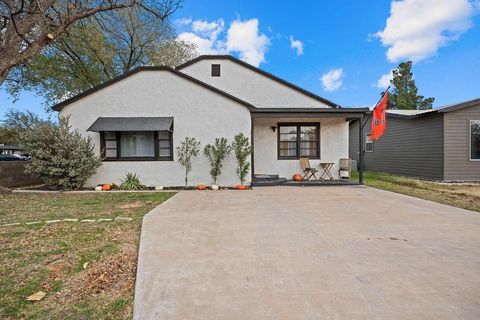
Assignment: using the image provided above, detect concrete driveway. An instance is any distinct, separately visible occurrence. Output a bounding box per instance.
[133,186,480,320]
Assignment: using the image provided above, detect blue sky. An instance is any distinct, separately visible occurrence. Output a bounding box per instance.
[1,0,479,119]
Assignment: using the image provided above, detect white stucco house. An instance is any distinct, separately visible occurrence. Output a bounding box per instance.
[53,55,367,187]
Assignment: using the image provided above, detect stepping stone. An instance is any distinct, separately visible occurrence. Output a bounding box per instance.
[26,221,42,225]
[115,217,133,222]
[2,222,20,227]
[81,219,96,223]
[46,220,61,224]
[98,218,113,222]
[63,218,79,222]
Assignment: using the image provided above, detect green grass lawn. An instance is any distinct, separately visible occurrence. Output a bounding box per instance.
[0,192,175,320]
[352,171,480,213]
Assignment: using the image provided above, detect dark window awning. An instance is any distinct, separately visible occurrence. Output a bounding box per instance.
[87,117,173,132]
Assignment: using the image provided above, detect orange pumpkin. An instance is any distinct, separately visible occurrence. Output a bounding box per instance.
[292,174,302,181]
[236,184,247,190]
[102,184,111,191]
[196,184,206,190]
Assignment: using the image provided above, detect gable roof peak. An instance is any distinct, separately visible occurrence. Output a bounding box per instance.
[176,55,342,109]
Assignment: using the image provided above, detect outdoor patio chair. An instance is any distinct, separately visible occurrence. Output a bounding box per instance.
[300,158,319,180]
[338,158,352,180]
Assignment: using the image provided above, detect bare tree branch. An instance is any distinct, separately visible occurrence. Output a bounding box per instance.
[0,0,183,84]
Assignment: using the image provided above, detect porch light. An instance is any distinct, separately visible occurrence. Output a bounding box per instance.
[271,126,277,132]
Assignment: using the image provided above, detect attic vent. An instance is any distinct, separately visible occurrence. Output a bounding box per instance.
[211,64,221,77]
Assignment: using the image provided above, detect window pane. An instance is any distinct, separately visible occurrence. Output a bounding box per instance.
[279,149,297,157]
[159,140,170,148]
[365,143,373,152]
[158,131,170,139]
[106,149,117,158]
[300,133,317,141]
[300,148,317,157]
[105,140,116,149]
[472,120,480,160]
[300,126,317,134]
[279,126,296,134]
[104,131,116,140]
[279,141,297,149]
[159,149,171,157]
[300,141,317,149]
[280,133,297,141]
[120,132,155,157]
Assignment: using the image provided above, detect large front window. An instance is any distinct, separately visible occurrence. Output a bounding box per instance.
[101,131,173,161]
[471,120,480,160]
[278,123,320,159]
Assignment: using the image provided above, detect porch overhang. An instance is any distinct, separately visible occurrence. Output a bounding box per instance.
[250,108,368,119]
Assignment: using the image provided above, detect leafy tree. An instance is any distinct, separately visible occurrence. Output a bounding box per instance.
[18,117,101,190]
[5,8,198,105]
[149,39,198,67]
[203,137,232,185]
[231,133,252,185]
[1,109,49,145]
[0,0,182,85]
[176,137,200,187]
[388,61,434,110]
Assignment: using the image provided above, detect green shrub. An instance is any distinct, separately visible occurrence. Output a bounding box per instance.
[232,133,252,185]
[18,117,101,190]
[120,173,142,190]
[176,137,200,186]
[203,137,231,184]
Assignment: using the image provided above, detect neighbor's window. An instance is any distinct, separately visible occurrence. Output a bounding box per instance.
[101,131,172,161]
[471,120,480,160]
[211,64,221,77]
[278,123,320,159]
[365,134,373,152]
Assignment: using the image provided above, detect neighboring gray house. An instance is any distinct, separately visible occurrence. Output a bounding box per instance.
[53,55,367,187]
[349,98,480,181]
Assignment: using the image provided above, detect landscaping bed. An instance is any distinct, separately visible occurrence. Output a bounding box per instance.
[353,171,480,213]
[0,192,174,319]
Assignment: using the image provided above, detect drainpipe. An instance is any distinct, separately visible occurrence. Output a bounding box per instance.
[250,114,255,183]
[359,117,364,184]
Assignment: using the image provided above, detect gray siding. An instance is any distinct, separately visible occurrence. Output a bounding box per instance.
[349,114,444,180]
[444,103,480,181]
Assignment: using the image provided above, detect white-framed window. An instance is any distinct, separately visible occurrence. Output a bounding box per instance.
[365,134,373,152]
[470,120,480,161]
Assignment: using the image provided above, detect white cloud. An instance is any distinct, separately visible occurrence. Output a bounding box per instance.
[226,19,270,67]
[177,32,226,54]
[321,68,344,92]
[374,0,477,62]
[192,19,225,40]
[176,17,270,67]
[289,35,304,55]
[174,18,192,25]
[377,71,393,89]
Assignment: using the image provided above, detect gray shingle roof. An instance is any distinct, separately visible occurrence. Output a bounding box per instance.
[87,117,173,132]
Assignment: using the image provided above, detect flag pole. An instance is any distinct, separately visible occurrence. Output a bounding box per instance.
[359,86,390,184]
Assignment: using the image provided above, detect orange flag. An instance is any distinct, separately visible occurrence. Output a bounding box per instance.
[371,92,388,140]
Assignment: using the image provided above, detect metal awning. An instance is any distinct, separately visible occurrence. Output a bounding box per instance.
[87,117,173,132]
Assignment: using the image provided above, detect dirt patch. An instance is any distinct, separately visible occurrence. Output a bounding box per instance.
[57,246,136,304]
[117,201,143,210]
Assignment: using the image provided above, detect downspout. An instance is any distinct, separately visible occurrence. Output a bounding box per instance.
[359,117,364,184]
[250,113,255,184]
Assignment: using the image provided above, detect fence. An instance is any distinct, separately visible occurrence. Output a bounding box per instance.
[0,161,42,188]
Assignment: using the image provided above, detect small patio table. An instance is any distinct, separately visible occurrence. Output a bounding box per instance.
[319,162,335,180]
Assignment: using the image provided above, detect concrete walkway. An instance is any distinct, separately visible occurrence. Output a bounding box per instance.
[134,186,480,320]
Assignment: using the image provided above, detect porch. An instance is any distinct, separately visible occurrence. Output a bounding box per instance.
[250,108,367,186]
